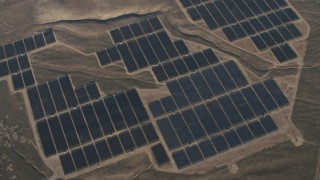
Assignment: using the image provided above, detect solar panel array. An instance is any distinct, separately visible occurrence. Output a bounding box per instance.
[0,29,57,91]
[110,17,164,44]
[28,75,163,174]
[180,0,302,62]
[0,29,56,61]
[58,120,159,174]
[0,54,36,90]
[148,51,289,168]
[96,17,192,73]
[171,115,278,168]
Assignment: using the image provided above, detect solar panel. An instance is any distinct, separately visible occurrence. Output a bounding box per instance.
[59,112,80,147]
[92,100,115,135]
[119,131,136,152]
[22,69,35,90]
[151,143,169,165]
[85,82,101,100]
[172,149,191,169]
[59,153,76,174]
[260,115,278,133]
[4,43,15,58]
[17,54,30,70]
[263,79,289,107]
[71,148,88,170]
[157,117,182,150]
[211,135,229,153]
[83,144,100,166]
[8,57,20,73]
[236,125,255,143]
[95,139,112,161]
[38,83,56,115]
[14,40,26,54]
[104,95,127,131]
[107,136,124,156]
[36,120,56,156]
[185,145,204,164]
[223,129,242,148]
[181,0,302,63]
[248,121,266,138]
[11,73,24,90]
[70,108,92,143]
[0,61,9,77]
[48,116,68,152]
[59,76,78,108]
[48,79,68,112]
[130,127,148,147]
[174,40,189,55]
[198,139,217,158]
[24,37,36,52]
[34,33,46,48]
[27,86,45,120]
[115,91,138,127]
[75,86,90,104]
[183,107,215,137]
[81,104,103,139]
[0,46,5,60]
[142,122,159,143]
[43,29,56,44]
[148,100,165,117]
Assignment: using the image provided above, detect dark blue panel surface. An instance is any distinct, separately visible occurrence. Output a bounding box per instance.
[142,123,159,143]
[181,108,207,140]
[248,121,266,138]
[92,100,115,135]
[198,139,217,158]
[48,117,68,152]
[115,91,138,127]
[82,104,103,139]
[119,131,136,152]
[59,153,76,174]
[59,112,80,147]
[151,143,170,165]
[185,145,204,164]
[37,120,56,156]
[48,80,67,112]
[193,104,220,135]
[83,144,100,166]
[223,129,242,147]
[95,140,112,161]
[130,127,148,147]
[211,135,229,153]
[70,109,92,144]
[107,136,124,156]
[260,115,278,133]
[172,149,191,169]
[71,149,88,170]
[263,79,289,107]
[236,125,254,143]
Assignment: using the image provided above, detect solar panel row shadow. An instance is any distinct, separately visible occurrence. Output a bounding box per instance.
[110,17,163,44]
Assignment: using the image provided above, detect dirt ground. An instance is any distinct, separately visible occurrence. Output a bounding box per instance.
[0,0,319,179]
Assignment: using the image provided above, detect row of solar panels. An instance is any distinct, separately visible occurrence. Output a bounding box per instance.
[155,79,288,151]
[149,60,248,117]
[0,54,31,77]
[152,48,219,82]
[0,29,56,61]
[27,76,101,120]
[185,0,290,29]
[36,88,150,156]
[96,30,190,72]
[250,23,301,50]
[171,115,278,169]
[58,122,159,174]
[182,0,302,62]
[222,11,300,43]
[110,17,164,44]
